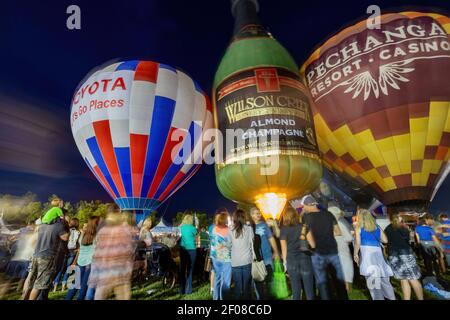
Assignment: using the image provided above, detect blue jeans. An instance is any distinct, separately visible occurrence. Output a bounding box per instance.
[180,248,196,294]
[311,253,348,300]
[53,250,76,285]
[287,253,315,300]
[65,264,95,300]
[232,264,252,300]
[212,259,231,300]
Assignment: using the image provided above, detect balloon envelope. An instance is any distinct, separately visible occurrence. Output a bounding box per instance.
[213,26,322,221]
[301,12,450,211]
[70,60,212,223]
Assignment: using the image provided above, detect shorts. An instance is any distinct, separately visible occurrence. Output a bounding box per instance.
[28,256,56,290]
[388,254,421,280]
[6,260,30,280]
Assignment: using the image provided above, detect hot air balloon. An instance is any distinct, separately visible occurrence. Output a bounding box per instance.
[301,12,450,213]
[213,0,322,220]
[70,60,213,224]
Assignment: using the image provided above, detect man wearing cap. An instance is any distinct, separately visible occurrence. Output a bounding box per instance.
[301,195,348,300]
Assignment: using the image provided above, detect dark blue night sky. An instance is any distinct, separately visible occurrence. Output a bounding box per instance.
[0,0,449,218]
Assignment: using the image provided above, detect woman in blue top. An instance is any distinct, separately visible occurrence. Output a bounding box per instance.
[208,208,229,297]
[210,212,232,300]
[250,207,280,300]
[179,212,198,295]
[437,214,450,266]
[354,209,395,300]
[415,214,445,275]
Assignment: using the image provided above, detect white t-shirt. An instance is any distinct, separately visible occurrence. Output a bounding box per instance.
[67,229,81,250]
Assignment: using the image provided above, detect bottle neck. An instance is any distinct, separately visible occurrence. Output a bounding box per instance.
[231,0,269,40]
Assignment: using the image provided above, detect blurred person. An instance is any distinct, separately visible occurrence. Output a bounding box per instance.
[41,198,64,224]
[139,218,153,248]
[280,206,315,300]
[197,226,210,282]
[198,227,209,249]
[0,222,38,298]
[65,217,98,300]
[39,211,70,300]
[23,211,69,300]
[436,213,450,267]
[53,217,80,292]
[266,218,281,253]
[385,214,423,300]
[415,214,445,275]
[328,203,354,292]
[179,211,198,295]
[250,207,280,299]
[231,209,254,300]
[134,218,151,278]
[354,209,395,300]
[88,204,135,300]
[302,195,348,300]
[208,209,226,297]
[210,212,232,300]
[38,216,69,300]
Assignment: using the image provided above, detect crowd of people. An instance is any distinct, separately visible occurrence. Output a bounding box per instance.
[0,198,138,300]
[0,195,449,300]
[200,195,450,300]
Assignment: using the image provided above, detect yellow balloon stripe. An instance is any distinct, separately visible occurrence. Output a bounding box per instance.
[334,125,366,161]
[354,130,384,168]
[410,117,429,160]
[426,101,448,146]
[314,105,450,194]
[393,134,412,174]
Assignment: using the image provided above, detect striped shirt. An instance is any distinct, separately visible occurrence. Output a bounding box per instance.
[88,224,136,287]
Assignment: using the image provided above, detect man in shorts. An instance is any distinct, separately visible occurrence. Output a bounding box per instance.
[23,215,69,300]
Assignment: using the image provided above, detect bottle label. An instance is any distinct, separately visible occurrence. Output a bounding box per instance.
[215,67,320,164]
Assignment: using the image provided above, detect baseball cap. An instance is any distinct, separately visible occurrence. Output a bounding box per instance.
[301,195,318,206]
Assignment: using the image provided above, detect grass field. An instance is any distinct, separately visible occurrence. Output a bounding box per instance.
[1,258,448,300]
[1,270,448,300]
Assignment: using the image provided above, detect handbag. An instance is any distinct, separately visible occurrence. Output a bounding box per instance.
[204,249,212,272]
[271,260,290,299]
[251,235,267,282]
[299,223,311,253]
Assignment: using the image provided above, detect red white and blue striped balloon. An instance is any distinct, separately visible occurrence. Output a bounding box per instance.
[70,60,213,223]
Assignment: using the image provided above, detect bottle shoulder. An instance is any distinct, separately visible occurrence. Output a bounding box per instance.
[213,37,298,89]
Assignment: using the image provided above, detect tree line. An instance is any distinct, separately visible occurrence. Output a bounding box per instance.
[0,192,212,228]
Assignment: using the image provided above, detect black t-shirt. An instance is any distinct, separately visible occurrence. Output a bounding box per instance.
[280,224,304,259]
[34,220,68,258]
[384,224,412,255]
[304,210,338,255]
[251,224,263,262]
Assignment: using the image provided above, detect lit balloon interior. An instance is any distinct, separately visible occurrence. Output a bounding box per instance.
[254,192,287,220]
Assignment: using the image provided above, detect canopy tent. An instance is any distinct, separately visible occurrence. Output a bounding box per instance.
[150,219,179,248]
[151,219,179,235]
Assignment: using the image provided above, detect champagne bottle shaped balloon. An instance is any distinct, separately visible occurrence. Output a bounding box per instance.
[212,0,322,220]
